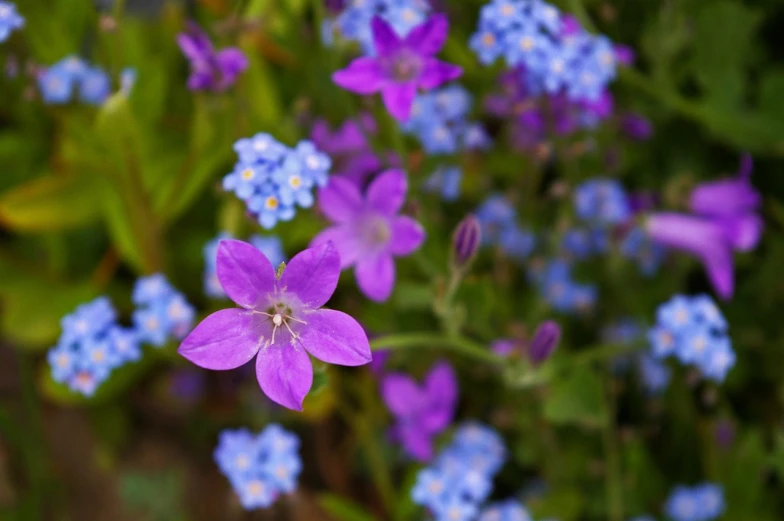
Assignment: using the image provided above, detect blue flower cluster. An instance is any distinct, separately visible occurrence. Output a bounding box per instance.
[330,0,431,54]
[560,227,609,260]
[402,85,491,155]
[222,133,331,229]
[528,259,597,313]
[47,298,141,397]
[204,233,286,297]
[0,1,23,42]
[664,484,725,521]
[412,423,507,521]
[478,499,534,521]
[648,295,735,383]
[132,274,195,347]
[424,166,463,202]
[573,178,631,226]
[214,425,302,510]
[638,354,671,394]
[37,56,112,105]
[470,0,618,101]
[620,227,667,276]
[476,195,536,261]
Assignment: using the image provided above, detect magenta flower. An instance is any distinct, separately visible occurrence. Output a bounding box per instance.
[178,240,372,411]
[381,361,458,461]
[177,22,248,92]
[647,155,762,300]
[332,14,462,121]
[311,169,425,302]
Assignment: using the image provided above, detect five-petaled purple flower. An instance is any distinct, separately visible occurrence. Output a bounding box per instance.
[177,22,248,92]
[381,361,458,461]
[312,169,425,302]
[646,154,762,300]
[178,240,372,411]
[332,14,462,121]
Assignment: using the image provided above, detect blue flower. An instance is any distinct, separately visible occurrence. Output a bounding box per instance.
[0,1,24,42]
[478,499,534,521]
[424,166,463,202]
[132,274,195,347]
[639,354,671,394]
[79,66,111,105]
[561,228,594,260]
[214,425,302,510]
[664,484,724,521]
[533,260,596,313]
[499,225,536,260]
[476,195,518,245]
[573,178,631,225]
[620,227,666,276]
[223,133,330,229]
[38,56,114,105]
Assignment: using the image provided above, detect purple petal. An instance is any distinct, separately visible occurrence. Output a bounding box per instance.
[256,344,313,411]
[216,48,248,77]
[355,254,395,302]
[719,214,763,252]
[689,177,761,218]
[318,177,364,223]
[382,373,423,416]
[647,213,734,299]
[389,216,425,256]
[370,16,402,56]
[381,83,417,121]
[177,27,213,62]
[333,58,385,94]
[311,225,362,268]
[418,58,463,89]
[299,309,371,366]
[178,308,262,370]
[421,362,458,432]
[217,239,277,309]
[399,425,434,461]
[403,14,448,56]
[366,169,408,216]
[280,242,341,308]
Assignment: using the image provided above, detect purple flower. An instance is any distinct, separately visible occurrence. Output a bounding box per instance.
[528,320,561,365]
[178,240,372,411]
[381,361,458,461]
[312,169,426,302]
[689,154,760,218]
[177,22,248,92]
[332,14,462,121]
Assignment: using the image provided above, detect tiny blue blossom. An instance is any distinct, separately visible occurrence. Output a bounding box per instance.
[573,178,631,225]
[664,484,725,521]
[424,166,463,202]
[214,425,302,510]
[38,56,113,105]
[132,274,195,347]
[639,354,671,394]
[478,499,534,521]
[79,66,111,105]
[531,259,597,313]
[620,227,667,276]
[0,1,24,42]
[476,195,517,245]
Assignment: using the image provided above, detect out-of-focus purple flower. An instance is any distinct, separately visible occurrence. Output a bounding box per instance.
[177,22,248,92]
[178,240,372,411]
[528,320,560,365]
[620,113,653,141]
[333,15,462,121]
[689,154,761,218]
[312,169,425,302]
[382,361,458,461]
[491,338,521,357]
[452,214,481,267]
[613,44,635,66]
[369,349,391,374]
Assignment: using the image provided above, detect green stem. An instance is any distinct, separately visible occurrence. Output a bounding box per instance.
[603,377,623,521]
[370,333,504,366]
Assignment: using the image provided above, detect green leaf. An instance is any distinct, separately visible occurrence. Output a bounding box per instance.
[543,365,606,427]
[318,494,380,521]
[0,174,102,232]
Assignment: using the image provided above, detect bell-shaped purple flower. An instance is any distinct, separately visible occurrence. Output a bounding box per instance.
[177,22,248,92]
[178,240,372,411]
[381,361,458,461]
[689,154,760,218]
[311,169,425,302]
[332,14,462,121]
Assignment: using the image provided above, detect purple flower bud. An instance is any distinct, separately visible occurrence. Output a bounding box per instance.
[528,321,561,365]
[452,214,481,267]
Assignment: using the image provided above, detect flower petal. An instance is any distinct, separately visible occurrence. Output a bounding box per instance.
[399,425,434,462]
[367,169,408,216]
[215,48,248,76]
[217,239,277,309]
[333,57,385,94]
[421,362,458,432]
[311,225,362,268]
[178,308,263,370]
[299,309,372,366]
[719,214,763,252]
[318,177,364,223]
[382,373,423,416]
[403,13,448,55]
[355,254,395,302]
[279,242,341,308]
[389,216,425,255]
[418,58,462,90]
[256,344,313,411]
[381,83,417,121]
[371,16,403,55]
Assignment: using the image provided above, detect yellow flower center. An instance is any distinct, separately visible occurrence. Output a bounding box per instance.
[289,176,302,189]
[241,168,255,181]
[265,196,279,210]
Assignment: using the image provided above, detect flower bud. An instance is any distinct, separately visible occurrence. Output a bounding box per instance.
[528,320,561,365]
[452,214,481,268]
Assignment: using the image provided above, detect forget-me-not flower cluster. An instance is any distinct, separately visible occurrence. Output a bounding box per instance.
[573,178,631,226]
[528,259,597,313]
[470,0,618,101]
[222,133,331,229]
[38,56,112,105]
[663,483,725,521]
[329,0,431,54]
[132,274,195,347]
[47,298,141,397]
[204,233,286,298]
[648,295,735,383]
[214,425,302,510]
[411,422,506,521]
[475,195,536,261]
[620,227,667,276]
[424,166,463,202]
[478,499,535,521]
[0,1,23,42]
